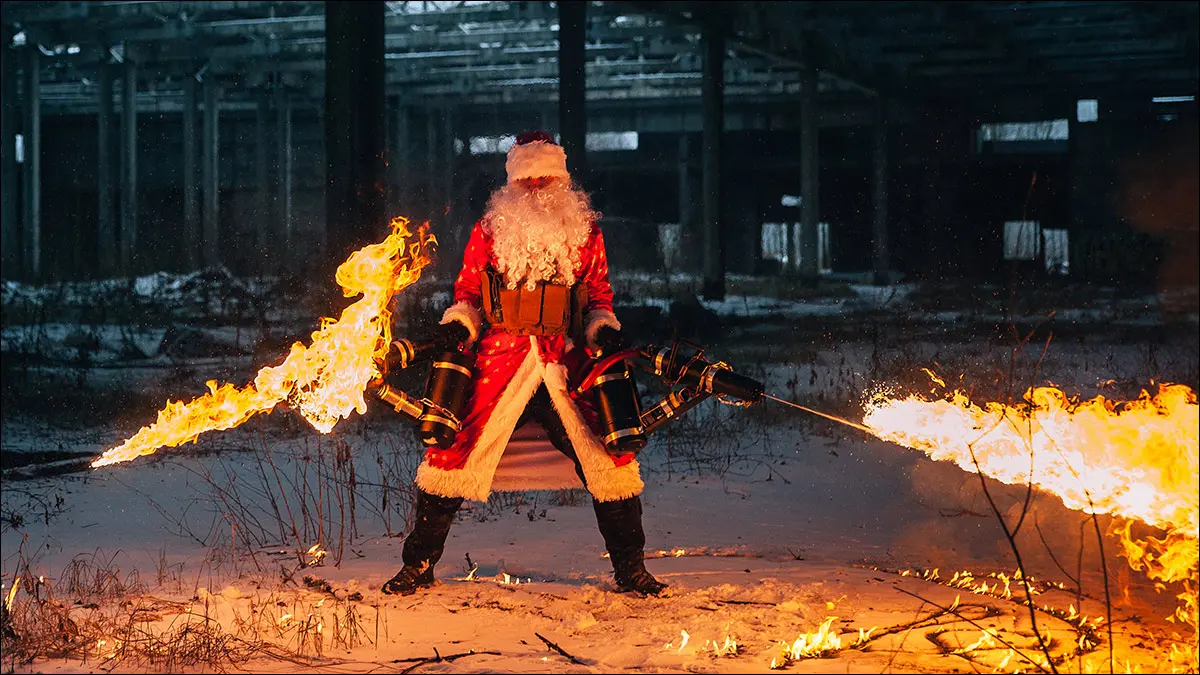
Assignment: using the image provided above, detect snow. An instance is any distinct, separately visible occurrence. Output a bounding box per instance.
[2,271,1197,673]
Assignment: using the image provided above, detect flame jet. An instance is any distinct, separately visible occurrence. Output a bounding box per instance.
[864,383,1199,654]
[93,217,435,468]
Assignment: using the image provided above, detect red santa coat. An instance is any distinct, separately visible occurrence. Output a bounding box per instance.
[414,220,643,503]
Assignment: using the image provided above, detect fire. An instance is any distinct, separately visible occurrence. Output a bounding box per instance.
[770,616,843,668]
[705,635,739,657]
[664,629,690,653]
[92,217,434,468]
[304,544,327,567]
[4,577,18,611]
[863,382,1199,650]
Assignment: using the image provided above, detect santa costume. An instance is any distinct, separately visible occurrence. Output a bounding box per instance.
[383,131,667,597]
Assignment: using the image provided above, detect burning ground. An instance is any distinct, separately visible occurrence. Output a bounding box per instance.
[2,257,1197,673]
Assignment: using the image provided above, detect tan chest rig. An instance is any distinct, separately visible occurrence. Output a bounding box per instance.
[481,267,586,340]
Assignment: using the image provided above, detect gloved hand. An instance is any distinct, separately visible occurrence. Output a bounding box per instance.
[432,321,470,349]
[594,326,629,353]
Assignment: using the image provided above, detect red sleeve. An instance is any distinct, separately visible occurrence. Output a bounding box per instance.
[453,221,489,307]
[581,225,615,315]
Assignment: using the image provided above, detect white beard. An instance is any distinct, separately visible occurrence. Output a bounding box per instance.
[482,181,598,291]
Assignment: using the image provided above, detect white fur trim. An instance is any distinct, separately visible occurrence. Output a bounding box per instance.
[440,302,482,344]
[584,309,622,351]
[416,339,544,502]
[506,141,570,184]
[543,364,644,502]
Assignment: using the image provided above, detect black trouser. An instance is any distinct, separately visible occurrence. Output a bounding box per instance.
[402,385,646,568]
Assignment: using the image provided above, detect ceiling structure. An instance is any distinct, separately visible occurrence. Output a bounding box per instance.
[2,0,1197,120]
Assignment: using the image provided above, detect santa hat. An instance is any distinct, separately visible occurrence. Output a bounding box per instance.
[505,130,570,184]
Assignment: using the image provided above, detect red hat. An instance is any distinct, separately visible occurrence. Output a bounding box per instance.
[505,130,570,184]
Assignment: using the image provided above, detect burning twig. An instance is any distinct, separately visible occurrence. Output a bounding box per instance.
[535,632,583,664]
[892,586,1052,674]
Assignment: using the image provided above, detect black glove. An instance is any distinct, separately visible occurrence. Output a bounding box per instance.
[432,321,470,349]
[594,326,629,353]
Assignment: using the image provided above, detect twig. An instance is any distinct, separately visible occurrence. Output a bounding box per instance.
[398,648,501,674]
[535,632,583,664]
[714,599,775,606]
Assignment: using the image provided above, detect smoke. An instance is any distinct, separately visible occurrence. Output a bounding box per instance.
[1118,122,1199,314]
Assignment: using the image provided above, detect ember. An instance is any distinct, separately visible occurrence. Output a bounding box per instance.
[864,382,1199,654]
[91,217,434,468]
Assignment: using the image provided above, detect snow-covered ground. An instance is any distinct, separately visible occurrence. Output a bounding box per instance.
[2,271,1197,673]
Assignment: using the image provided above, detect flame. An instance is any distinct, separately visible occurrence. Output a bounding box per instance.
[953,628,997,654]
[706,635,739,657]
[668,629,689,653]
[4,578,19,611]
[771,616,843,667]
[92,217,434,468]
[863,383,1199,651]
[305,544,327,567]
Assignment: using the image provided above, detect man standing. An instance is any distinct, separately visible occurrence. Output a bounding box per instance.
[383,131,667,597]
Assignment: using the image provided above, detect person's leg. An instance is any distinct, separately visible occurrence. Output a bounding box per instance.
[529,386,667,595]
[382,489,464,595]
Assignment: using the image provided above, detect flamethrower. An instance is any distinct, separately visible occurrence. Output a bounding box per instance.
[570,338,873,455]
[369,336,476,448]
[372,331,870,454]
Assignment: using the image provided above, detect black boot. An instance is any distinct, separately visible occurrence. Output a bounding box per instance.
[383,490,463,595]
[593,496,669,596]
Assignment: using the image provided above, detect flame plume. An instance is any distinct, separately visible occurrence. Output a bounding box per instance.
[92,217,434,468]
[863,382,1199,653]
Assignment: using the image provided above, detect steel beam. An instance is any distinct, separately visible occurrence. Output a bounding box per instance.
[700,25,725,301]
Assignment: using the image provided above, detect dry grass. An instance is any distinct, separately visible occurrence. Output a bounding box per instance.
[1,542,382,673]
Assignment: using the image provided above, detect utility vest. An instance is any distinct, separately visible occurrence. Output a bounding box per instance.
[481,267,586,341]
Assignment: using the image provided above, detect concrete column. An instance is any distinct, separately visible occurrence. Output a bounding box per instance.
[425,106,437,220]
[182,71,199,270]
[119,53,137,275]
[442,104,455,240]
[700,25,725,300]
[798,68,820,283]
[255,89,270,261]
[324,0,387,267]
[22,46,41,280]
[0,23,15,279]
[921,131,944,278]
[871,97,890,285]
[557,0,587,180]
[202,76,220,268]
[681,131,691,249]
[391,101,410,212]
[97,58,117,275]
[275,87,293,263]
